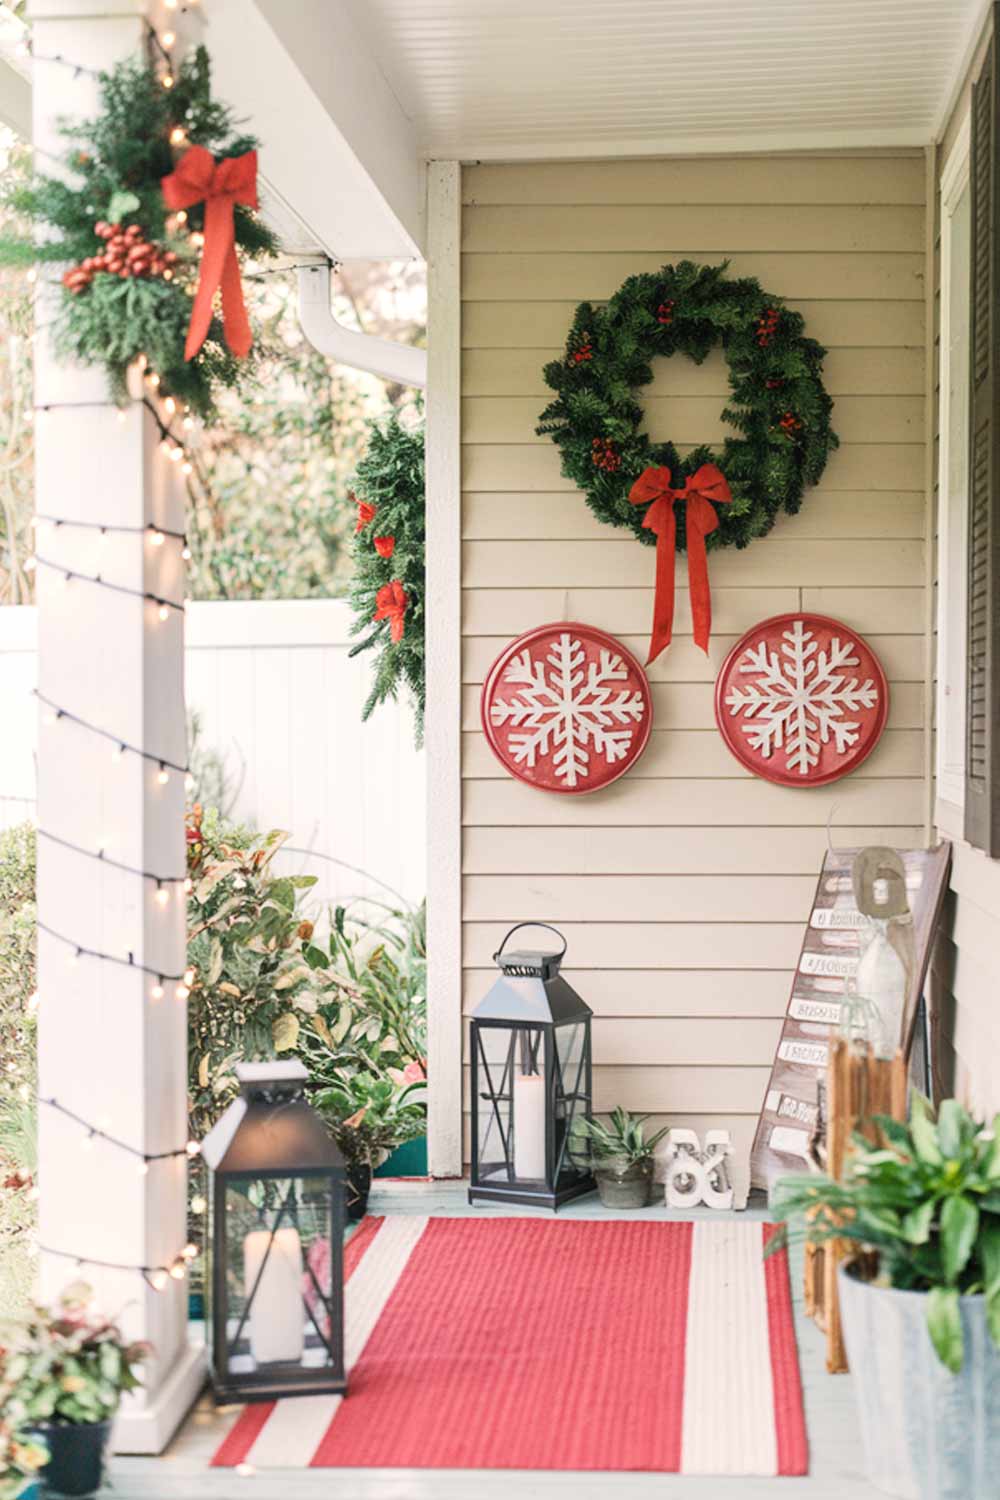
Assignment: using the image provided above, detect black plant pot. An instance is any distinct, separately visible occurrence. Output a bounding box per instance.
[346,1162,372,1221]
[29,1419,110,1498]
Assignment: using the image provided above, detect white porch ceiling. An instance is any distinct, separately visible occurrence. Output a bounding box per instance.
[344,0,987,159]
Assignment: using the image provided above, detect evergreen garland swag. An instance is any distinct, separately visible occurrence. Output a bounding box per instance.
[0,47,278,419]
[348,417,425,744]
[537,260,838,554]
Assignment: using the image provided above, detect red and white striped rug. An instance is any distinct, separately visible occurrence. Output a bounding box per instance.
[213,1215,807,1475]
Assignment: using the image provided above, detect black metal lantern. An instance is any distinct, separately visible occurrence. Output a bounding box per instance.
[469,923,594,1210]
[201,1061,346,1402]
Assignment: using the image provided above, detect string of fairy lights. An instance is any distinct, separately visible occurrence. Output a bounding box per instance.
[16,4,213,1290]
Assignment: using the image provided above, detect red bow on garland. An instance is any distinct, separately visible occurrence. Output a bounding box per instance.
[628,463,732,661]
[374,580,408,643]
[161,145,258,360]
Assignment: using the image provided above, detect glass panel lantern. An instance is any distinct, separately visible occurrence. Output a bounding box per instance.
[469,923,594,1210]
[201,1061,346,1401]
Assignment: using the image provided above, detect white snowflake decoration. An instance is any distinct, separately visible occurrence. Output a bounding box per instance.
[723,618,879,776]
[489,633,646,789]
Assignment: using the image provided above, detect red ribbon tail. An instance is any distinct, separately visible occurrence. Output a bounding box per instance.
[219,240,252,358]
[647,513,676,664]
[687,500,718,654]
[184,197,238,362]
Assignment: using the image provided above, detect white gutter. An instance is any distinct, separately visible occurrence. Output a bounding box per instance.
[297,263,427,389]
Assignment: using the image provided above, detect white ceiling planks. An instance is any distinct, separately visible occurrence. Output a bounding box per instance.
[344,0,987,159]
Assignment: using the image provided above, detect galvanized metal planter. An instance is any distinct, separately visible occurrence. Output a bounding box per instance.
[838,1261,1000,1500]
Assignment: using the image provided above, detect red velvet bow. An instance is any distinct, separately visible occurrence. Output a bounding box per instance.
[161,145,258,360]
[628,463,732,661]
[374,580,408,643]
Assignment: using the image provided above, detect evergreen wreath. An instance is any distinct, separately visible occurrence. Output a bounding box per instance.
[0,46,278,419]
[537,260,838,554]
[348,417,425,744]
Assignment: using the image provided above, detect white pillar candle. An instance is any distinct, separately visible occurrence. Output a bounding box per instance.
[243,1226,304,1365]
[513,1073,547,1180]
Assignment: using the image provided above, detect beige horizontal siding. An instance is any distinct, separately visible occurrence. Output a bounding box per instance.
[463,156,927,207]
[460,153,928,1180]
[463,825,927,877]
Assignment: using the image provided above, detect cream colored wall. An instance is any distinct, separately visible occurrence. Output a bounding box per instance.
[460,153,930,1183]
[931,14,1000,1122]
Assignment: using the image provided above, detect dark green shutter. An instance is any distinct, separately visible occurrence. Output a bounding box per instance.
[966,17,1000,855]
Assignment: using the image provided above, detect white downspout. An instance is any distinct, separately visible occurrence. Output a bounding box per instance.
[297,262,427,389]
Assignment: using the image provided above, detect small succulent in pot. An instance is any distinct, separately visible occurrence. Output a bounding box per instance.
[0,1281,149,1498]
[570,1108,668,1209]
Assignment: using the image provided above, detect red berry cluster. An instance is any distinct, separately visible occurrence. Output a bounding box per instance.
[656,300,675,326]
[570,330,594,365]
[61,220,178,295]
[756,307,780,347]
[765,376,784,391]
[779,410,802,434]
[591,437,621,472]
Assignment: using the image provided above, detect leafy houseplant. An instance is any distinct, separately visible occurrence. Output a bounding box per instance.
[571,1108,668,1209]
[312,1073,426,1221]
[771,1096,1000,1500]
[0,1283,148,1498]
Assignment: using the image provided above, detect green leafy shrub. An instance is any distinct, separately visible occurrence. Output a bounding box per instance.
[771,1096,1000,1372]
[0,1282,147,1429]
[0,825,37,1322]
[185,806,319,1139]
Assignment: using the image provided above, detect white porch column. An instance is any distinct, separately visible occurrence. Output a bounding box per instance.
[30,0,204,1452]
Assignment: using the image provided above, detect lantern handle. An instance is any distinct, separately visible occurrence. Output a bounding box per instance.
[494,922,567,963]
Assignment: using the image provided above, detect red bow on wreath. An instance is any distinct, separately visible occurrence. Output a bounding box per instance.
[161,145,258,360]
[374,580,408,643]
[629,463,732,661]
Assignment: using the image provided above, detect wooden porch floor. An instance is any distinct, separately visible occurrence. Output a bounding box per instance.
[101,1181,880,1499]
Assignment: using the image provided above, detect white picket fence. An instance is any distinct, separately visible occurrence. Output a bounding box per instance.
[0,600,426,906]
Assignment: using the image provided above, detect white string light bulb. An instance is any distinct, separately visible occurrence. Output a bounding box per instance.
[185,1140,201,1159]
[158,604,170,622]
[150,529,165,547]
[157,764,170,785]
[175,983,190,1001]
[154,883,169,907]
[151,979,164,1000]
[149,1269,168,1291]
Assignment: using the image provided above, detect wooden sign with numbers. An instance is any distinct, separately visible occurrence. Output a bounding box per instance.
[750,841,952,1194]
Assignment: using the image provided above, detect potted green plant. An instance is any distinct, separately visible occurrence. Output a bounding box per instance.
[771,1096,1000,1500]
[313,1074,426,1221]
[570,1108,667,1208]
[0,1282,149,1499]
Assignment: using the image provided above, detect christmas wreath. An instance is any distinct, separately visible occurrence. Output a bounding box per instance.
[537,261,837,659]
[0,47,278,418]
[348,416,425,743]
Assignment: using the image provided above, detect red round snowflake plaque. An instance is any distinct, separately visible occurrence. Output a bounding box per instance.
[714,612,889,787]
[481,623,653,794]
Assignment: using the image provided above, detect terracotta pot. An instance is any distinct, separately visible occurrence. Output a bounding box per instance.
[594,1156,653,1209]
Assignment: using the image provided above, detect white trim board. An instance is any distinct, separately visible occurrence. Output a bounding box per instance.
[424,160,463,1178]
